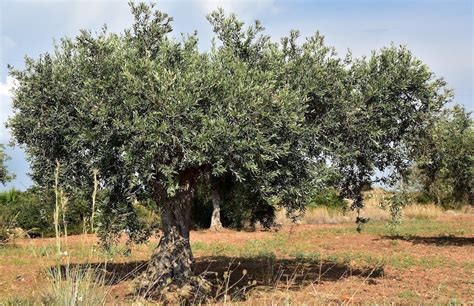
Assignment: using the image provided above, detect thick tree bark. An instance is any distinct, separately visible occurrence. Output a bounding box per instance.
[136,168,208,300]
[209,184,223,231]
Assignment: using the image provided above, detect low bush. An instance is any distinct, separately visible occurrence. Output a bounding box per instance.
[0,213,17,243]
[0,187,93,237]
[307,188,347,211]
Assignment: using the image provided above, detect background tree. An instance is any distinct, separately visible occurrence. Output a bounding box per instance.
[0,145,14,185]
[414,105,473,205]
[271,31,451,229]
[192,172,281,230]
[328,46,451,228]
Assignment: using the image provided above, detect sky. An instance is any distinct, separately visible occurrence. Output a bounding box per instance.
[0,0,473,190]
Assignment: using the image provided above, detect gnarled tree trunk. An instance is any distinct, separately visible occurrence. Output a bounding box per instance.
[209,184,223,231]
[136,168,208,300]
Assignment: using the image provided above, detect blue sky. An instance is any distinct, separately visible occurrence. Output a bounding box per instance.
[0,0,473,190]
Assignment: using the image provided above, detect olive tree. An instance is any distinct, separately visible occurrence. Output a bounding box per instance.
[7,2,451,298]
[414,105,473,205]
[8,3,312,297]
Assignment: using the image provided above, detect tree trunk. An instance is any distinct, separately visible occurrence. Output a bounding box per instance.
[209,184,223,231]
[136,168,208,300]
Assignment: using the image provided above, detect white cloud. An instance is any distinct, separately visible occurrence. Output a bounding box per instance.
[0,76,17,98]
[0,76,17,143]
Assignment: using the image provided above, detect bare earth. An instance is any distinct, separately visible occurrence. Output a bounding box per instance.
[1,214,473,304]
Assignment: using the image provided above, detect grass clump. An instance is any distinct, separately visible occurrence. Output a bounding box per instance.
[39,163,110,305]
[289,251,322,262]
[43,265,109,306]
[0,296,36,305]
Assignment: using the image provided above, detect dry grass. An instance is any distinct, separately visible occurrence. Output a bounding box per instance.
[43,264,109,305]
[403,204,443,220]
[298,203,467,226]
[299,205,390,225]
[276,189,471,226]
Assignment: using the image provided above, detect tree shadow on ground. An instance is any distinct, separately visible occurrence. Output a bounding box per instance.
[55,255,384,300]
[195,256,384,299]
[381,235,474,246]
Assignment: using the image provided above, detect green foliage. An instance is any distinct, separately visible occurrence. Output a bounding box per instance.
[0,187,93,237]
[0,187,21,203]
[413,192,435,204]
[133,199,161,234]
[380,185,412,235]
[270,29,450,227]
[414,105,473,206]
[6,2,451,243]
[191,176,277,230]
[307,188,347,211]
[325,46,449,214]
[190,180,216,229]
[7,3,312,242]
[0,145,14,185]
[0,213,17,243]
[0,188,52,236]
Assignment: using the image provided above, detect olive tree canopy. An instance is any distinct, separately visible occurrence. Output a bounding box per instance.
[7,2,450,298]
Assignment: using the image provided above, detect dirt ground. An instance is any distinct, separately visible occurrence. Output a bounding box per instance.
[1,214,473,304]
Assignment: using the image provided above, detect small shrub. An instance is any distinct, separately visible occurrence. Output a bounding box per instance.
[307,188,347,211]
[0,187,99,237]
[0,213,17,244]
[414,192,435,204]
